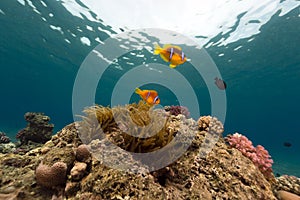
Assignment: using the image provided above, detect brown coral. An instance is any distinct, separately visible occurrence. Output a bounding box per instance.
[197,116,224,135]
[75,144,91,163]
[35,161,67,188]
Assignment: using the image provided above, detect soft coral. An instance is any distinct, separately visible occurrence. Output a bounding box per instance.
[226,133,273,179]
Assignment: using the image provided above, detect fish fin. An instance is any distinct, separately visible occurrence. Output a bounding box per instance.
[135,87,142,94]
[153,43,162,55]
[160,54,170,62]
[172,45,182,50]
[169,64,177,68]
[149,90,158,96]
[162,44,173,48]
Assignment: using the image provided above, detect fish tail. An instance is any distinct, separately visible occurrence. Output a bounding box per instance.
[135,87,142,94]
[153,43,162,55]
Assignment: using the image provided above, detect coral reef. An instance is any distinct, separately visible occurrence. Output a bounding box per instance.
[0,131,10,144]
[0,103,298,199]
[197,116,224,135]
[275,175,300,196]
[70,162,87,181]
[225,132,274,180]
[16,112,54,145]
[0,142,16,154]
[164,105,190,118]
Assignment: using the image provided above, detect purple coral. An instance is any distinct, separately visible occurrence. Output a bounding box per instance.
[165,105,190,118]
[0,131,10,144]
[225,133,273,178]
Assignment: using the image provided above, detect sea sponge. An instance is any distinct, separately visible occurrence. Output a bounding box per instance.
[35,161,67,188]
[75,144,91,162]
[225,133,273,179]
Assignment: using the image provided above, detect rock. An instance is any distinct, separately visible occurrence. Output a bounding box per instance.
[16,112,54,145]
[70,162,87,181]
[277,190,300,200]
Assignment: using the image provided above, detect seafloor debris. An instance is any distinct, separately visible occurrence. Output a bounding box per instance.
[16,112,54,145]
[0,103,298,199]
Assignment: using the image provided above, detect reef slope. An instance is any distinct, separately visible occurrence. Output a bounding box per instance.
[0,104,279,199]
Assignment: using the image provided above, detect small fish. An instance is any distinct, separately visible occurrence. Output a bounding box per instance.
[154,43,187,68]
[135,88,160,105]
[214,77,227,90]
[283,142,292,147]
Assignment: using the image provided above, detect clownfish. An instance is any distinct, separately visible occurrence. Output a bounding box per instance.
[154,43,187,68]
[135,88,160,105]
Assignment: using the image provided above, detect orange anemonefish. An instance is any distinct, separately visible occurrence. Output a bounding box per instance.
[154,43,187,68]
[214,77,227,90]
[135,88,160,105]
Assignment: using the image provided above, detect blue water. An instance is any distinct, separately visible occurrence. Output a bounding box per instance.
[0,1,299,176]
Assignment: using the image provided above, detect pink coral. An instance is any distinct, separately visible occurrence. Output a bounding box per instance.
[225,133,273,178]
